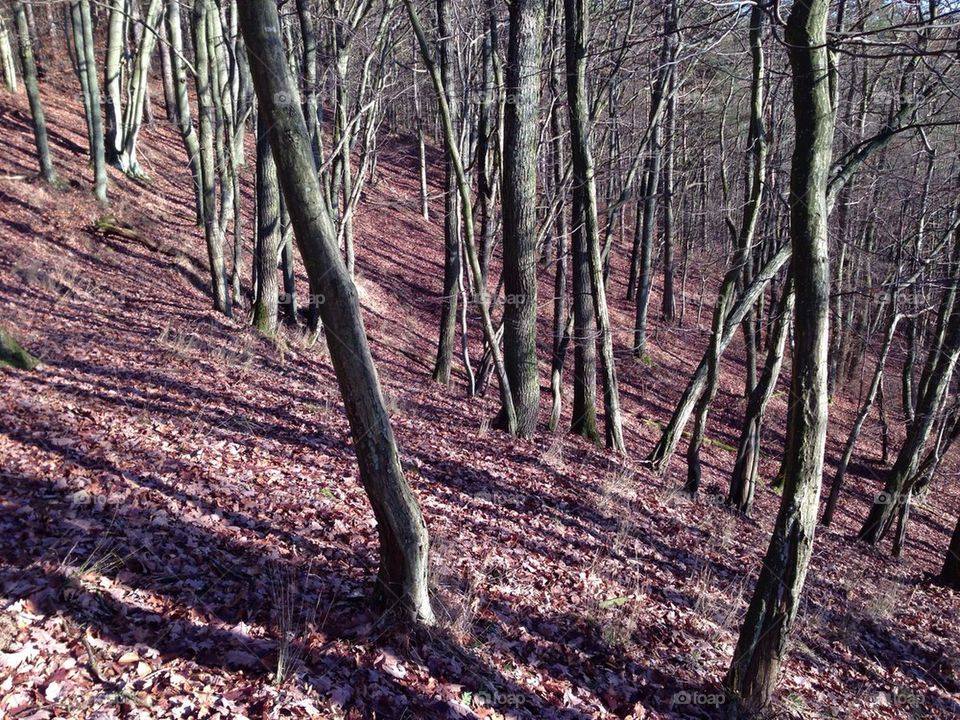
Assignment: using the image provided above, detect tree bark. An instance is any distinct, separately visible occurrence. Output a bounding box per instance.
[939,512,960,589]
[12,0,56,184]
[728,276,793,515]
[724,0,834,709]
[430,0,461,386]
[238,0,435,624]
[821,307,901,527]
[192,0,230,316]
[499,0,544,436]
[252,107,281,336]
[563,0,624,452]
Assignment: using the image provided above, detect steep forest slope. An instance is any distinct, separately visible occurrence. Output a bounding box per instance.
[1,71,959,719]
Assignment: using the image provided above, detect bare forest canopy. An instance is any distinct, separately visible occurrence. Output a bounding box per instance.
[1,0,960,718]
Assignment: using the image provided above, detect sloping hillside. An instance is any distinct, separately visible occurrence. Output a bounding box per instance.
[1,73,958,719]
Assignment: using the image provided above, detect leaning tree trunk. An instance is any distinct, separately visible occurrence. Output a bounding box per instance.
[858,284,960,545]
[165,0,204,224]
[820,305,901,527]
[724,0,834,711]
[728,275,794,515]
[684,0,767,494]
[12,0,56,184]
[238,0,435,624]
[498,0,544,436]
[564,0,624,452]
[647,242,792,474]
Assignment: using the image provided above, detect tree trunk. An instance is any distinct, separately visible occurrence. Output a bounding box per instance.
[12,0,56,184]
[684,0,767,493]
[938,512,960,589]
[499,0,544,436]
[165,0,203,225]
[430,0,461,386]
[728,276,793,515]
[192,0,230,316]
[70,0,107,202]
[821,307,901,527]
[118,0,163,177]
[405,0,517,434]
[104,0,125,164]
[858,289,960,545]
[724,0,834,709]
[238,0,435,624]
[252,107,281,336]
[564,0,624,452]
[0,13,18,92]
[647,242,791,474]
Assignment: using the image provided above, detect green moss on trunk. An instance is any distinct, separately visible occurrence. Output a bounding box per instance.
[0,328,40,370]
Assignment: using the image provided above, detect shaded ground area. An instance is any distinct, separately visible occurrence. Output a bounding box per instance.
[1,74,958,719]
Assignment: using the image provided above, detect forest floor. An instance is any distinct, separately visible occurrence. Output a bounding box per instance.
[1,71,959,720]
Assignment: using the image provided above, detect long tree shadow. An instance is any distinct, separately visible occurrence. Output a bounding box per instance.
[0,462,597,718]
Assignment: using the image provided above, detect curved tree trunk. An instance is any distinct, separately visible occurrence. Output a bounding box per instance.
[238,0,435,624]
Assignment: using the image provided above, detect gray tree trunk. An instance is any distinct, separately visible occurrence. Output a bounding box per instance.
[728,276,793,515]
[238,0,435,624]
[821,307,901,527]
[165,0,204,225]
[192,0,230,316]
[564,0,624,452]
[724,0,834,709]
[431,0,461,386]
[12,0,56,184]
[499,0,544,436]
[252,107,281,336]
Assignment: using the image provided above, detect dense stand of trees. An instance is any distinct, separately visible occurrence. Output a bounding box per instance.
[4,0,960,712]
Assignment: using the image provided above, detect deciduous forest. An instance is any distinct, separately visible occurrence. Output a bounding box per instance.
[1,0,959,717]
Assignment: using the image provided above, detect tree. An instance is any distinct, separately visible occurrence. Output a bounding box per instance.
[252,107,282,337]
[724,0,834,710]
[12,0,56,185]
[499,0,544,436]
[193,0,230,317]
[563,0,624,452]
[69,0,106,202]
[430,0,462,386]
[238,0,434,623]
[939,511,960,589]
